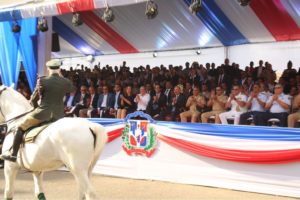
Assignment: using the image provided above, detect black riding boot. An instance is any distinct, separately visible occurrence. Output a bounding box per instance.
[1,129,24,162]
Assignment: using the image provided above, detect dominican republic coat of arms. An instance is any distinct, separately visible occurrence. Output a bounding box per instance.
[122,112,157,157]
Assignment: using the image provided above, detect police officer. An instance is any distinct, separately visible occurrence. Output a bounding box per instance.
[1,59,73,162]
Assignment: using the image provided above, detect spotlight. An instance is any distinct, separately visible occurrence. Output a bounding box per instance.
[12,21,21,33]
[237,0,251,6]
[145,0,158,19]
[153,52,158,57]
[72,12,83,26]
[86,55,94,63]
[37,16,48,32]
[102,6,114,22]
[196,49,201,55]
[189,0,202,14]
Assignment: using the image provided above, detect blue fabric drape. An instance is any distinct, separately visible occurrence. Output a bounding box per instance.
[0,21,21,88]
[88,117,300,141]
[0,18,38,91]
[18,18,38,91]
[183,0,249,46]
[53,17,101,55]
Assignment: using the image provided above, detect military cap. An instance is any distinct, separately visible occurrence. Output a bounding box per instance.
[46,59,61,69]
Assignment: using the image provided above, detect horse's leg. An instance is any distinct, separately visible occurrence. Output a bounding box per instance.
[32,172,46,200]
[70,168,96,200]
[4,162,19,200]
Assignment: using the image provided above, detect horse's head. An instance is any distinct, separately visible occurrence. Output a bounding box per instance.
[0,85,32,122]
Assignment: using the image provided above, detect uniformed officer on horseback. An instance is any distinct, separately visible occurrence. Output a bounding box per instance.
[1,59,73,162]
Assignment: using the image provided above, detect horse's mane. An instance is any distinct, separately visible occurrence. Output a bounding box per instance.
[0,85,32,119]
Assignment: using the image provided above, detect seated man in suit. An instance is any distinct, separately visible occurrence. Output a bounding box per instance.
[239,83,267,126]
[162,85,186,121]
[164,81,173,107]
[66,85,90,117]
[215,85,247,125]
[64,86,77,115]
[146,84,167,119]
[111,83,122,118]
[180,86,205,123]
[201,86,228,123]
[79,86,99,118]
[263,84,291,127]
[92,86,115,118]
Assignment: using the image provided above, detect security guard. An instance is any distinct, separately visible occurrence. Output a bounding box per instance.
[1,59,73,162]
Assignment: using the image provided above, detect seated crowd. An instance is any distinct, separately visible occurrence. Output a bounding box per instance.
[15,59,300,128]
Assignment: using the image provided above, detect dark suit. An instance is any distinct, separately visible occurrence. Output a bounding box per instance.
[71,92,90,116]
[253,66,265,81]
[147,93,167,119]
[94,93,115,118]
[188,75,200,88]
[64,94,76,107]
[113,92,122,109]
[162,94,186,121]
[88,93,99,109]
[73,93,89,107]
[164,88,173,106]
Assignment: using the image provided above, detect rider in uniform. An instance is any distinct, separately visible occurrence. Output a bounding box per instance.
[1,59,73,162]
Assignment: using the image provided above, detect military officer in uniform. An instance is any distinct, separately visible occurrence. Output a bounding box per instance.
[1,59,73,162]
[239,83,267,126]
[215,85,247,125]
[263,84,291,127]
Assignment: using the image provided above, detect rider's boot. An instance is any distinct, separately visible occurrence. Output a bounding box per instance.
[0,128,24,162]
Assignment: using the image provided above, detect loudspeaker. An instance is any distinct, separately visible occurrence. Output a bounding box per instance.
[51,33,60,52]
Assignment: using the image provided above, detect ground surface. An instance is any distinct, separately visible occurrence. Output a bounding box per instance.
[0,170,298,200]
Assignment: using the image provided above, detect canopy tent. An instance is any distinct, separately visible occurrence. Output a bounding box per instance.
[0,0,299,57]
[0,0,300,87]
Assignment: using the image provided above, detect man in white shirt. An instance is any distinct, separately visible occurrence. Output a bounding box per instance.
[263,84,291,127]
[134,86,150,112]
[239,83,267,126]
[215,85,247,125]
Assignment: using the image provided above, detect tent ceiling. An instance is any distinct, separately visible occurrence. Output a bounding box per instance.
[52,0,300,58]
[0,0,299,58]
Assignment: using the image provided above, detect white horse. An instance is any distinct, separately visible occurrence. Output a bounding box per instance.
[0,85,108,200]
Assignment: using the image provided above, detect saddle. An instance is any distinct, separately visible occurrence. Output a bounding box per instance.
[23,121,52,143]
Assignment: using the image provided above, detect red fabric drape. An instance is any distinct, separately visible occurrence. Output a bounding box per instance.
[251,0,300,41]
[81,11,139,54]
[158,135,300,164]
[56,0,95,14]
[107,127,123,143]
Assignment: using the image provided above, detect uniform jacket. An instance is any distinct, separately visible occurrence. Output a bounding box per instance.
[30,73,73,121]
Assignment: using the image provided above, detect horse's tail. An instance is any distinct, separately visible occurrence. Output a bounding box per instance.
[88,123,108,175]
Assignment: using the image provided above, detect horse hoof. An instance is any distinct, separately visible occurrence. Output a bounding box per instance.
[38,193,46,200]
